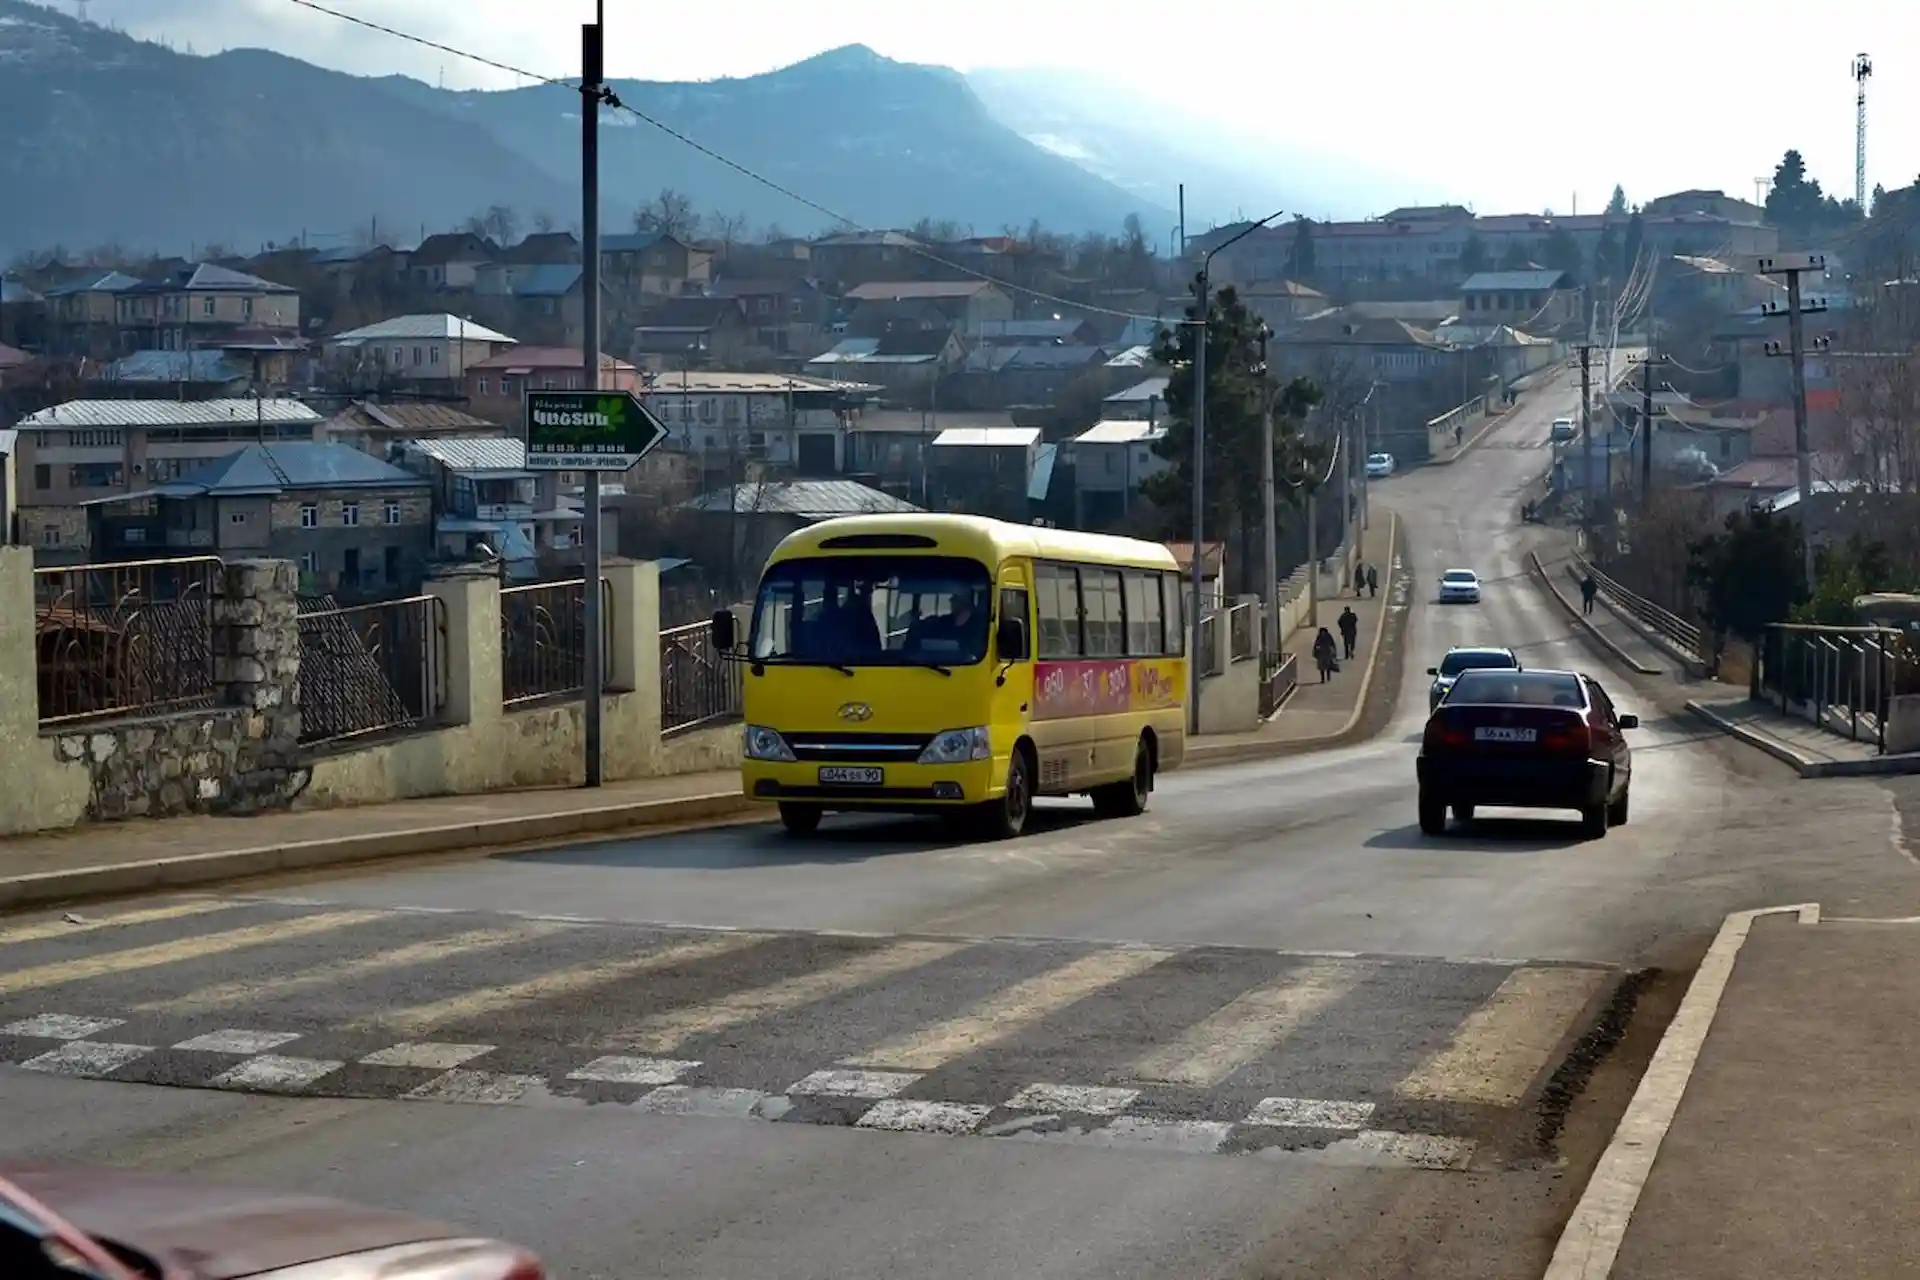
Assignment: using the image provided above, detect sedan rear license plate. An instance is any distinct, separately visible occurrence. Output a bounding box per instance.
[1474,726,1537,743]
[818,766,884,785]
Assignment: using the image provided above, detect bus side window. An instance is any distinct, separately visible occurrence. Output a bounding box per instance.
[998,586,1030,661]
[1083,569,1125,658]
[1162,571,1186,655]
[1036,564,1082,658]
[1123,571,1160,655]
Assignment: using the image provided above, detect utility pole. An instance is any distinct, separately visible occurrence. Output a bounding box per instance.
[578,5,606,786]
[1630,349,1672,504]
[1758,252,1833,587]
[1257,324,1278,663]
[1576,343,1593,545]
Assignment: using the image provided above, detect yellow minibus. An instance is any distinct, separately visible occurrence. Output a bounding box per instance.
[710,513,1189,839]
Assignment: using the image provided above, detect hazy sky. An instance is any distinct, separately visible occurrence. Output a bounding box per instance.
[79,0,1920,220]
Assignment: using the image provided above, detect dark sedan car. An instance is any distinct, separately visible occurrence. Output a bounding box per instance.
[1415,667,1637,839]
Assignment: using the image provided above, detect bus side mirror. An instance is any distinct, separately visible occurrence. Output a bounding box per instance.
[996,616,1029,662]
[710,609,736,652]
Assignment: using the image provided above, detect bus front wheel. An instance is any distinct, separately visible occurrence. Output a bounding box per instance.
[969,747,1033,841]
[778,802,823,835]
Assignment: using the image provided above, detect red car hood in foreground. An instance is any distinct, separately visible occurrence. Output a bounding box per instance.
[3,1165,484,1279]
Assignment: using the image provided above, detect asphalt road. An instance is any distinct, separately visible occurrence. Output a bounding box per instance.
[4,364,1918,1280]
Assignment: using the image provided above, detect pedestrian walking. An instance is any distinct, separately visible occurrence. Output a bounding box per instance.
[1580,573,1598,615]
[1366,564,1379,597]
[1312,627,1338,683]
[1337,605,1359,660]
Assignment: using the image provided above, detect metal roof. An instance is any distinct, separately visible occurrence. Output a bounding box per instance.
[97,350,251,384]
[684,479,924,519]
[400,436,530,473]
[637,372,874,394]
[1460,270,1573,292]
[40,271,142,298]
[330,314,518,344]
[17,398,323,430]
[93,443,424,503]
[1105,376,1169,403]
[1073,420,1164,445]
[0,277,42,304]
[932,426,1041,448]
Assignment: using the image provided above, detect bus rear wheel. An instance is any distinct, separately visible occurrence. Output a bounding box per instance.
[778,802,823,835]
[968,746,1033,841]
[1092,738,1152,819]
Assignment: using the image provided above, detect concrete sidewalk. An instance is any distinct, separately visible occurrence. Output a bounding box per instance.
[1566,911,1920,1280]
[1684,684,1920,777]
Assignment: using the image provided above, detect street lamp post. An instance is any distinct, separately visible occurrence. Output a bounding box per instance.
[1187,208,1286,737]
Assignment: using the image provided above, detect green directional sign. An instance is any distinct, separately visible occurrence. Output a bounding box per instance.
[523,389,669,472]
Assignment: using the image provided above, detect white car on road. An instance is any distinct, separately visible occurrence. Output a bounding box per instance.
[1549,418,1577,443]
[1437,568,1482,604]
[1366,452,1396,478]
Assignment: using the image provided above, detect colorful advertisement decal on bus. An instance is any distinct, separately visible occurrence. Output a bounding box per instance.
[1033,659,1183,720]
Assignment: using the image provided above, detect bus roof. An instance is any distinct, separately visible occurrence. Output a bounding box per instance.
[764,513,1180,572]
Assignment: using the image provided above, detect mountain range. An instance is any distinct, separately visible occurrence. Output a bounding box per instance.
[0,1,1213,258]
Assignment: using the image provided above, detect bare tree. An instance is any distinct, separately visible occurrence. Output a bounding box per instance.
[633,189,701,240]
[707,211,751,260]
[531,210,558,234]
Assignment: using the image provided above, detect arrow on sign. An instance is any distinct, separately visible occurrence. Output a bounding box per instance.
[523,389,669,472]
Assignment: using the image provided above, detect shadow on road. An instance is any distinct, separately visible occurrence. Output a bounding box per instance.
[498,803,1104,870]
[1364,817,1593,853]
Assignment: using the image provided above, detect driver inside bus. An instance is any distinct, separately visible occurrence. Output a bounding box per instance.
[905,585,989,662]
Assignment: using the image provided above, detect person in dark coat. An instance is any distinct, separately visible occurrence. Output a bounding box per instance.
[1337,605,1359,659]
[1365,564,1380,597]
[1312,627,1338,683]
[1580,573,1598,615]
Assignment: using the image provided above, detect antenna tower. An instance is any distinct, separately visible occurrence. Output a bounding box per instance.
[73,0,89,22]
[1853,53,1873,209]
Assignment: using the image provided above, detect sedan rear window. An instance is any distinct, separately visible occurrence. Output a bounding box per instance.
[1442,571,1476,583]
[1447,670,1585,707]
[1438,651,1517,676]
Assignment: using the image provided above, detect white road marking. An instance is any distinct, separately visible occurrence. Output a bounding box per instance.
[632,1086,771,1118]
[210,1054,341,1092]
[1005,1083,1139,1116]
[786,1068,921,1099]
[568,1055,700,1086]
[1130,959,1371,1088]
[406,1069,544,1105]
[20,1041,150,1077]
[1396,965,1610,1106]
[359,1042,496,1070]
[2,1014,124,1041]
[856,1100,992,1135]
[172,1030,303,1055]
[1084,1117,1234,1153]
[0,911,389,997]
[844,947,1173,1072]
[1244,1097,1376,1130]
[0,899,238,949]
[1346,1130,1476,1171]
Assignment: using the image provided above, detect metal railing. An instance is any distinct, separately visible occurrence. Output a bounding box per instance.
[1756,623,1920,755]
[1227,601,1259,663]
[1259,652,1299,718]
[500,577,613,706]
[660,620,743,735]
[1198,612,1223,677]
[34,556,223,727]
[297,595,447,745]
[1573,554,1703,660]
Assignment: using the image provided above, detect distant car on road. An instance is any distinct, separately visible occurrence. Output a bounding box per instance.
[1416,668,1638,839]
[1427,645,1521,710]
[1549,417,1577,443]
[1437,568,1481,604]
[1365,452,1396,478]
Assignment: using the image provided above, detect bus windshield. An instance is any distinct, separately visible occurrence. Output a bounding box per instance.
[752,555,994,668]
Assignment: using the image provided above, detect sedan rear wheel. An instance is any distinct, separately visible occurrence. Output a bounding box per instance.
[1417,790,1448,836]
[1580,801,1610,840]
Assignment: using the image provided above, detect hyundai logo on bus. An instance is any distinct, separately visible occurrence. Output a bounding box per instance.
[523,389,670,472]
[838,702,874,722]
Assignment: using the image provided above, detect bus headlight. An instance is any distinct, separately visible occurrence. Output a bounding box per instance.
[743,725,797,762]
[918,727,991,764]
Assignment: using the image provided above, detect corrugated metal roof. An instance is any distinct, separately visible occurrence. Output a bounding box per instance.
[330,314,518,344]
[41,271,141,298]
[0,277,42,304]
[503,264,583,297]
[932,426,1041,447]
[1105,376,1169,403]
[1073,420,1164,445]
[98,350,251,384]
[99,443,424,501]
[1460,270,1572,292]
[684,480,924,518]
[402,437,530,473]
[17,398,323,430]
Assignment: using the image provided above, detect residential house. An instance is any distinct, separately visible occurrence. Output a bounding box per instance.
[805,329,964,395]
[1274,312,1455,386]
[1240,280,1328,332]
[1,277,46,350]
[463,347,641,428]
[112,263,302,355]
[88,350,253,398]
[1643,189,1768,223]
[808,232,931,288]
[0,342,38,394]
[325,314,518,391]
[599,233,714,298]
[472,263,587,347]
[393,437,584,579]
[969,318,1100,347]
[1102,376,1169,422]
[322,401,502,459]
[1658,255,1780,317]
[84,442,431,593]
[927,425,1042,520]
[1345,299,1460,328]
[639,370,877,480]
[961,344,1110,407]
[503,231,582,265]
[841,409,1009,497]
[1641,212,1778,260]
[40,271,143,360]
[12,397,327,560]
[1459,270,1580,328]
[630,297,754,369]
[707,277,836,358]
[682,477,923,582]
[1068,419,1171,526]
[406,232,497,289]
[843,281,1015,333]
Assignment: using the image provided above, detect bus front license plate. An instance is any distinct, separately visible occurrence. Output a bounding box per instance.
[819,766,884,786]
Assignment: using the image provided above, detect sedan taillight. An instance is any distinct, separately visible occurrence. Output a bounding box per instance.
[259,1238,546,1280]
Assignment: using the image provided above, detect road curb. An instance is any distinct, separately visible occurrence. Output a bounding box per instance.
[1529,552,1663,676]
[0,790,758,913]
[1186,510,1406,769]
[1683,700,1920,778]
[1568,558,1707,675]
[1543,903,1819,1280]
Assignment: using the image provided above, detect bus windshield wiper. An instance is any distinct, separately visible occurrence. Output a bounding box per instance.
[918,663,954,677]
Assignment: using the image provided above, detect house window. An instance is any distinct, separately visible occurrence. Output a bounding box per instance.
[299,552,317,574]
[342,503,361,527]
[391,346,403,364]
[41,527,59,548]
[228,511,247,525]
[201,297,215,317]
[429,345,440,365]
[67,463,122,489]
[241,297,254,319]
[412,346,423,366]
[501,377,516,394]
[540,376,556,389]
[32,464,49,491]
[384,500,401,524]
[300,503,318,528]
[477,377,491,395]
